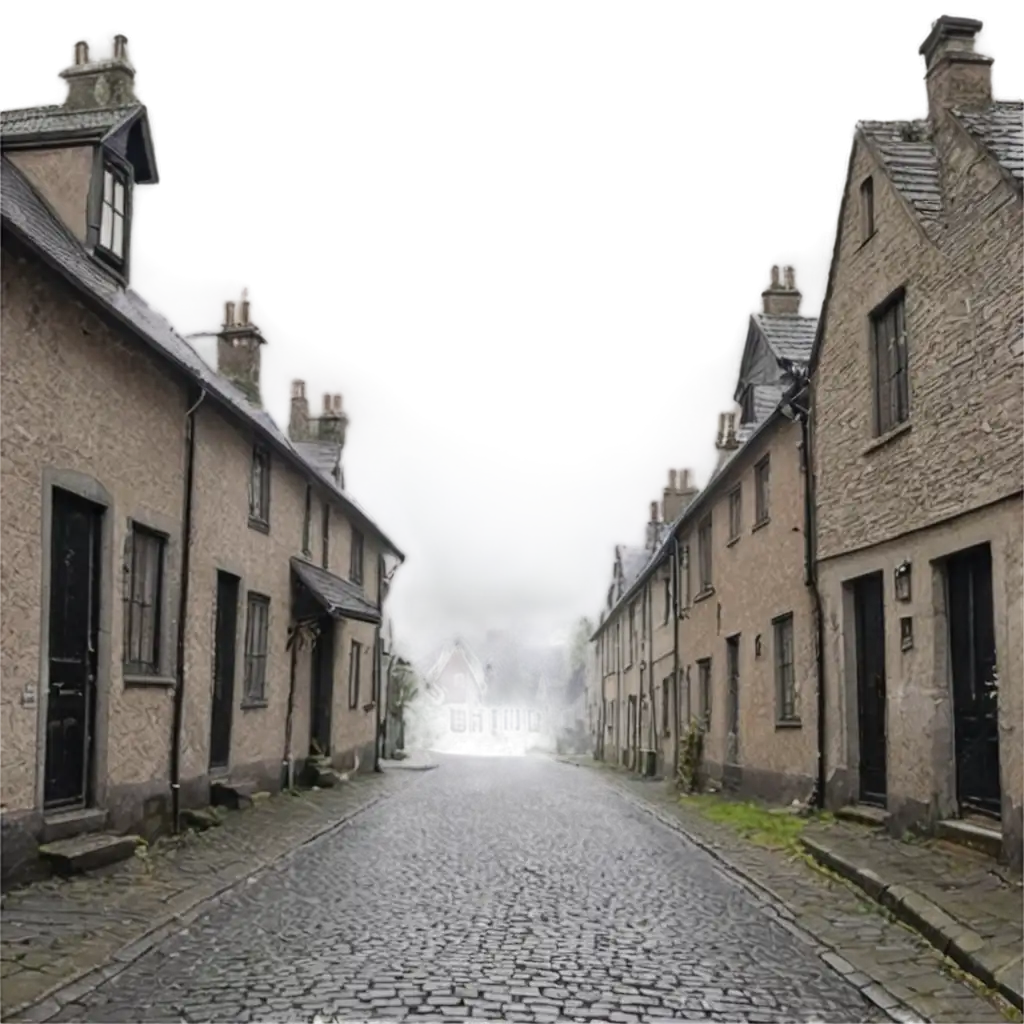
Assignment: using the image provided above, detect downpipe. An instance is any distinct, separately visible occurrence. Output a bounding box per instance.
[671,537,681,781]
[170,386,205,834]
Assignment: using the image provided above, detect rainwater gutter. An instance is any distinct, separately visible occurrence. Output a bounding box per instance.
[170,385,205,834]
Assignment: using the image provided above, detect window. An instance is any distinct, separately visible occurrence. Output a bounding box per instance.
[697,516,713,594]
[726,635,740,763]
[872,292,909,435]
[728,486,742,542]
[515,709,522,731]
[754,457,770,526]
[860,176,875,240]
[350,529,364,584]
[243,593,270,704]
[321,504,330,569]
[628,603,637,665]
[123,524,165,675]
[697,658,712,727]
[740,387,755,425]
[98,163,128,265]
[528,710,541,732]
[774,614,798,723]
[663,576,671,624]
[503,708,514,730]
[470,711,483,733]
[348,640,361,709]
[491,708,499,732]
[302,486,312,556]
[662,676,671,736]
[679,544,691,613]
[249,445,270,528]
[450,708,467,733]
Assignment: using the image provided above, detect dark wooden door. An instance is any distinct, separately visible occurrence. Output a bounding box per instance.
[726,635,740,765]
[947,545,1001,817]
[854,572,888,806]
[310,616,334,756]
[209,572,239,770]
[44,490,102,810]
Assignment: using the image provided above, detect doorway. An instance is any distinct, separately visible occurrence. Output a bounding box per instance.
[947,544,1000,818]
[725,635,740,767]
[44,489,103,810]
[310,616,335,757]
[209,572,239,771]
[853,572,887,806]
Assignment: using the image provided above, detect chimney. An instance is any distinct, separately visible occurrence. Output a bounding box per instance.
[60,35,137,111]
[762,265,802,316]
[289,380,311,442]
[216,290,265,407]
[715,412,740,468]
[317,393,349,448]
[920,16,992,116]
[662,467,700,523]
[645,500,661,551]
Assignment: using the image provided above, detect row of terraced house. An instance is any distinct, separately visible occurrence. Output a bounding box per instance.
[0,39,405,886]
[588,16,1023,866]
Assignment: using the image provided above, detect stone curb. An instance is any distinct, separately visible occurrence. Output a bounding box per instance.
[800,834,1024,1012]
[555,756,926,1024]
[6,779,409,1023]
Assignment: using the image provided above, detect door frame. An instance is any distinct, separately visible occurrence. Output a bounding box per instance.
[851,570,888,807]
[209,570,241,772]
[36,470,115,815]
[310,615,335,756]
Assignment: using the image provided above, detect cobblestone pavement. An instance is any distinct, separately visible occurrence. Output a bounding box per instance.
[593,764,1015,1024]
[35,755,891,1023]
[2,772,411,1020]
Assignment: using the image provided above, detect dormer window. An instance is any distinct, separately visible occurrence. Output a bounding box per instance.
[97,162,129,267]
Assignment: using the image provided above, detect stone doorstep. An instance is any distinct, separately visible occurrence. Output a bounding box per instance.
[39,807,109,844]
[37,833,140,876]
[836,804,891,830]
[936,817,1003,860]
[209,779,259,810]
[800,834,1024,1012]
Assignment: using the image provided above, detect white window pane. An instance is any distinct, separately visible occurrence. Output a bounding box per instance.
[113,180,125,215]
[104,170,113,204]
[111,213,124,258]
[100,203,113,249]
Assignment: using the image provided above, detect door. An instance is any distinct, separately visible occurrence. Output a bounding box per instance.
[726,635,740,766]
[947,545,1001,817]
[44,489,103,810]
[310,615,335,756]
[209,572,239,770]
[854,572,888,806]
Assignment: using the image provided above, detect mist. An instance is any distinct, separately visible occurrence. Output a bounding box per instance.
[132,239,827,671]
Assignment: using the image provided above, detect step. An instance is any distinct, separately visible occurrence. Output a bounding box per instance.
[209,780,258,810]
[937,816,1002,860]
[38,833,139,876]
[836,804,891,829]
[180,807,222,831]
[41,806,108,844]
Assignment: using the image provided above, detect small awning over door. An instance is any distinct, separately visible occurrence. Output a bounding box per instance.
[290,557,381,624]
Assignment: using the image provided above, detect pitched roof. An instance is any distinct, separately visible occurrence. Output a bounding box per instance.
[0,103,141,141]
[290,558,380,624]
[619,546,649,592]
[425,639,488,691]
[753,313,818,365]
[1,155,403,560]
[954,101,1024,185]
[857,119,943,227]
[294,440,341,478]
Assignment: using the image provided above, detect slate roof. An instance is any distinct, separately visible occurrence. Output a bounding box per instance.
[753,313,818,366]
[0,103,141,141]
[857,119,943,226]
[619,546,649,593]
[290,558,380,624]
[294,440,341,478]
[954,101,1024,184]
[1,155,403,560]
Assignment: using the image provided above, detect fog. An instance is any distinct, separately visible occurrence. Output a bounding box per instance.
[136,244,827,675]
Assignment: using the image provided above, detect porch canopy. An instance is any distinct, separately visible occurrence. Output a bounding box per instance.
[290,557,381,624]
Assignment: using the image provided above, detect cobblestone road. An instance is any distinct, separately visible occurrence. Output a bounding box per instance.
[51,757,888,1023]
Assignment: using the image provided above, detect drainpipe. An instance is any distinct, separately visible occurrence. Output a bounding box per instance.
[170,385,205,834]
[647,582,655,775]
[672,537,681,781]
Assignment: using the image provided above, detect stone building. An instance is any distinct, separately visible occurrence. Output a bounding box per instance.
[809,16,1022,862]
[0,38,402,886]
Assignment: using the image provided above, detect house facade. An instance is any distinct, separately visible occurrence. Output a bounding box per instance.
[810,16,1022,861]
[0,39,402,886]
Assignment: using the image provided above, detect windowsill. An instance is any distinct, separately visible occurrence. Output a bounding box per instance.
[775,718,802,730]
[123,673,175,688]
[752,517,770,533]
[248,516,270,535]
[694,587,715,604]
[240,699,268,711]
[92,246,128,285]
[726,535,740,548]
[863,420,911,456]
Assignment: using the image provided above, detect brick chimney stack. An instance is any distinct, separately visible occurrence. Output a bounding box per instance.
[288,380,310,441]
[715,412,740,468]
[216,289,265,407]
[60,35,137,111]
[762,265,802,316]
[920,16,992,116]
[317,393,349,447]
[662,468,700,524]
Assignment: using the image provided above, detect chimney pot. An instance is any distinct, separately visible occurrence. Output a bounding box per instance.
[681,468,692,490]
[224,301,235,327]
[650,500,659,522]
[770,265,780,288]
[240,292,250,325]
[919,16,992,114]
[668,468,677,490]
[784,266,795,290]
[291,380,305,399]
[113,35,128,60]
[74,41,89,65]
[763,264,802,315]
[323,393,332,415]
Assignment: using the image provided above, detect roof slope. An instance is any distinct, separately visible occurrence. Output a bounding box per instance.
[294,440,341,478]
[857,119,943,227]
[1,155,403,559]
[291,558,380,624]
[954,101,1023,185]
[753,313,818,365]
[0,103,140,141]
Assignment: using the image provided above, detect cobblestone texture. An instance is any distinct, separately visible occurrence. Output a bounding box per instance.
[1,772,408,1019]
[16,755,891,1023]
[587,762,1014,1024]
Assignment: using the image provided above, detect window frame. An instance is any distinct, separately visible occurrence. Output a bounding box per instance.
[628,603,637,665]
[678,544,691,615]
[661,676,671,737]
[774,613,799,725]
[93,155,132,275]
[450,708,467,733]
[860,175,875,242]
[350,528,364,585]
[123,522,166,677]
[301,485,312,557]
[697,516,713,595]
[242,592,270,706]
[248,444,271,532]
[697,658,712,728]
[754,456,771,527]
[728,485,742,543]
[348,640,361,709]
[321,503,331,569]
[662,575,671,625]
[871,290,910,436]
